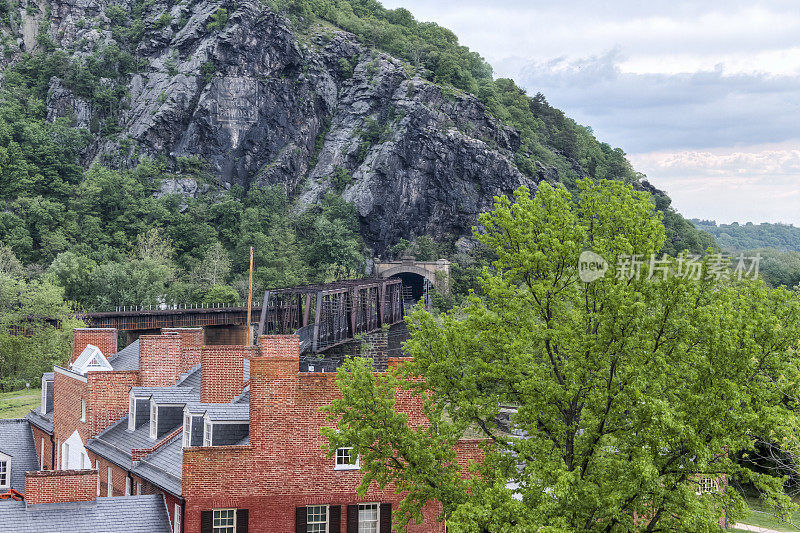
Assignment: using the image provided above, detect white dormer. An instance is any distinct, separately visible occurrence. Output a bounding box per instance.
[71,345,113,374]
[0,451,10,489]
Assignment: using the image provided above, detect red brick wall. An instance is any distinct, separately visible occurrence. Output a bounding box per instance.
[163,328,204,372]
[53,370,88,445]
[25,469,97,505]
[72,329,118,363]
[89,454,130,497]
[86,370,140,438]
[31,425,54,470]
[200,345,250,403]
[139,334,183,387]
[181,335,478,533]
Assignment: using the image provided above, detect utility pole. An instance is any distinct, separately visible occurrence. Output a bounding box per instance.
[245,246,253,346]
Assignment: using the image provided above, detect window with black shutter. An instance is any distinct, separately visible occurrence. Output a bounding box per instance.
[347,504,358,532]
[236,509,249,533]
[329,505,341,533]
[200,510,213,533]
[379,503,391,532]
[296,507,307,533]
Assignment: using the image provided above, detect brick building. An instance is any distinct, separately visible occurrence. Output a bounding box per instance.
[11,327,483,532]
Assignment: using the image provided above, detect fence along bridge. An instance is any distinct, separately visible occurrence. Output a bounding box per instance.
[82,278,404,353]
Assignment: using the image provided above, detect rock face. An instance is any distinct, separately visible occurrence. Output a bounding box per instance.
[24,0,542,254]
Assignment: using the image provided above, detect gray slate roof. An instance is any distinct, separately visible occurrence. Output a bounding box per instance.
[25,409,53,434]
[131,437,183,496]
[0,419,40,492]
[0,494,171,532]
[109,339,140,371]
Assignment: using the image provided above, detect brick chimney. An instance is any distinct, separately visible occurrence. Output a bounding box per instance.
[72,328,117,363]
[163,328,204,372]
[249,335,300,448]
[200,345,250,403]
[138,334,182,386]
[25,470,97,505]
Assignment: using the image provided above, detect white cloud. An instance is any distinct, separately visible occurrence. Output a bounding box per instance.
[629,143,800,224]
[379,0,800,223]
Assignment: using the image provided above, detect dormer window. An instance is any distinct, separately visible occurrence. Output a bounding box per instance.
[149,402,158,440]
[0,454,9,489]
[40,377,47,415]
[203,418,212,447]
[128,393,136,431]
[182,410,191,448]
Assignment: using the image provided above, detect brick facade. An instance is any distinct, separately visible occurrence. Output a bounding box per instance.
[53,370,88,446]
[72,328,118,363]
[86,370,140,438]
[31,424,54,470]
[181,335,484,533]
[25,469,97,505]
[163,328,204,371]
[200,345,251,403]
[139,334,183,387]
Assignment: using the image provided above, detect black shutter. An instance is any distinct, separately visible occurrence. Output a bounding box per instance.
[295,506,307,533]
[347,504,359,532]
[236,509,249,533]
[200,510,213,533]
[380,503,391,532]
[329,505,341,533]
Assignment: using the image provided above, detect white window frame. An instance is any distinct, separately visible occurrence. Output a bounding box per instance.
[0,454,10,489]
[56,439,60,470]
[306,505,328,533]
[358,503,380,533]
[698,476,717,494]
[40,438,45,470]
[203,418,212,447]
[128,393,136,431]
[137,481,142,495]
[182,410,191,448]
[63,442,70,470]
[41,377,48,414]
[96,461,100,496]
[212,508,236,533]
[150,402,158,440]
[174,503,182,533]
[334,447,360,470]
[81,399,87,422]
[107,466,113,497]
[80,453,85,470]
[125,476,131,496]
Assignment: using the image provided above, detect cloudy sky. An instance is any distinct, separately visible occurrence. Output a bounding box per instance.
[382,0,800,225]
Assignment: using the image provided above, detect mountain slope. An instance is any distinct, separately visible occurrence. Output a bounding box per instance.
[0,0,714,275]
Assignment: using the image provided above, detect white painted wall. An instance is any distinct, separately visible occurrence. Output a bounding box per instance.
[61,430,90,470]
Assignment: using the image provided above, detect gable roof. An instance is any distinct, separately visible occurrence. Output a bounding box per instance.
[0,494,171,532]
[71,345,112,374]
[0,419,40,492]
[109,340,140,371]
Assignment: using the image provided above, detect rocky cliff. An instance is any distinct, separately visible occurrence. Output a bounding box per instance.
[0,0,541,255]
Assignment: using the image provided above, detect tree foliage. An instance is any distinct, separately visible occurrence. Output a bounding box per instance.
[323,181,800,532]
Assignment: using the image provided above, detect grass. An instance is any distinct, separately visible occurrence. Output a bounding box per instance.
[731,495,800,532]
[0,388,40,419]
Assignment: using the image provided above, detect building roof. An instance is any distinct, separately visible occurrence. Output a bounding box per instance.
[71,344,113,374]
[25,409,53,434]
[0,494,171,532]
[0,419,40,493]
[131,437,184,496]
[109,339,140,371]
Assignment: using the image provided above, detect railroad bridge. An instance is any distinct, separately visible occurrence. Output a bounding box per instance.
[82,278,404,353]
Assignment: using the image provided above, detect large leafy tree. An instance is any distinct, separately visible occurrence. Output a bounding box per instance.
[323,180,800,532]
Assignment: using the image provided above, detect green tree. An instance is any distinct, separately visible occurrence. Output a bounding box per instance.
[0,273,83,390]
[323,180,800,532]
